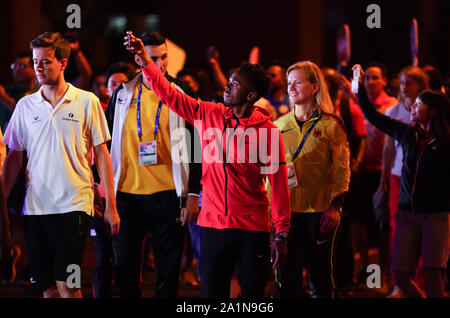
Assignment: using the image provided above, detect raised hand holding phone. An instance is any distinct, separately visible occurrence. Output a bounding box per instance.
[123,31,150,68]
[351,66,360,93]
[351,64,364,94]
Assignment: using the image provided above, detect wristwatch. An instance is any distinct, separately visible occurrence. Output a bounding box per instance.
[274,231,288,244]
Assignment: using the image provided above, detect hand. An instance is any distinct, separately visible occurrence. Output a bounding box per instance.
[103,204,120,236]
[352,64,365,81]
[271,239,287,269]
[69,41,80,54]
[374,180,389,202]
[339,74,358,102]
[319,206,340,232]
[123,31,151,68]
[206,45,219,63]
[179,195,199,226]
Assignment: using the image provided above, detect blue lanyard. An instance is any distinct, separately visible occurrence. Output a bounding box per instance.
[137,79,163,141]
[291,114,322,161]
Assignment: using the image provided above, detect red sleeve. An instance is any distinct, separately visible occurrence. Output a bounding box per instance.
[349,100,368,137]
[266,127,291,234]
[142,62,201,125]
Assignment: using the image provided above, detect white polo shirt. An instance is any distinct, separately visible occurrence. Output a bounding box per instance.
[3,83,110,216]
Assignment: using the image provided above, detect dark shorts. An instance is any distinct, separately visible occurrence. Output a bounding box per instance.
[391,210,450,273]
[23,211,91,292]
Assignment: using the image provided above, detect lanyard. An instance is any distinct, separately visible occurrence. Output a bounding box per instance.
[291,114,322,161]
[137,79,163,141]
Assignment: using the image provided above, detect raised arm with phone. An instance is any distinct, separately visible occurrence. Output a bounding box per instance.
[123,30,291,297]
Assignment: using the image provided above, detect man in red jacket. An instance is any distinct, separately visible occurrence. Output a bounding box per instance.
[125,32,291,297]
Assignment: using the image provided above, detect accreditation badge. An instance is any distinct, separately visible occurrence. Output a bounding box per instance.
[287,162,298,189]
[139,141,157,165]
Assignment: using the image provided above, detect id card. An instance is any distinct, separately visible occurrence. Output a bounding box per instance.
[287,162,298,189]
[139,141,157,165]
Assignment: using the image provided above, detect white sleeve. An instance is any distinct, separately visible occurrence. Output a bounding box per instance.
[88,95,111,147]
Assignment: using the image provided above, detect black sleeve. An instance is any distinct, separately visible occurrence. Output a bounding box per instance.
[356,85,411,143]
[185,120,202,195]
[104,84,124,151]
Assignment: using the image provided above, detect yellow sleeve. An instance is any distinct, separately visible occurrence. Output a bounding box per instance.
[328,120,351,202]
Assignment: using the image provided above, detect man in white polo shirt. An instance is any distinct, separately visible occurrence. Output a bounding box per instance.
[1,32,120,298]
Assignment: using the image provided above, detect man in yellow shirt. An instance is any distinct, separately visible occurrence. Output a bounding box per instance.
[106,31,201,298]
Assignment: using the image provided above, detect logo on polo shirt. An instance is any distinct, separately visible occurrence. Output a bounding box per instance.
[32,115,42,124]
[62,112,79,123]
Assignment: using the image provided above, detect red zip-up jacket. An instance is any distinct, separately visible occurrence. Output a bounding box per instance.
[142,63,290,234]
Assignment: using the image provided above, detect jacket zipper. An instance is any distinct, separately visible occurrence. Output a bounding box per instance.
[223,118,240,216]
[410,133,434,212]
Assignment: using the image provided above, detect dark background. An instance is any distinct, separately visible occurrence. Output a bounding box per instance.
[1,0,449,85]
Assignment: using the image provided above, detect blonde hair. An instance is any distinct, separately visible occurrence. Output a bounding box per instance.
[286,61,334,114]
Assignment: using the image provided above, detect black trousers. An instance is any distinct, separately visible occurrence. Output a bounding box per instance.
[200,227,271,298]
[113,190,184,298]
[91,215,113,298]
[279,212,339,298]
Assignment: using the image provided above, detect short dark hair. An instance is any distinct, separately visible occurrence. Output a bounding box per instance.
[104,62,137,86]
[30,32,71,60]
[366,61,388,78]
[267,59,289,72]
[419,90,450,144]
[237,62,271,99]
[141,31,166,46]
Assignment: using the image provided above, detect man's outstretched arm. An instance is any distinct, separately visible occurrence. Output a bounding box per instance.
[124,32,202,125]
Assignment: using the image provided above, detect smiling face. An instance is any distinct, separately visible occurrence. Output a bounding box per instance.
[223,71,252,107]
[33,47,67,86]
[364,66,386,97]
[410,97,436,124]
[287,69,319,105]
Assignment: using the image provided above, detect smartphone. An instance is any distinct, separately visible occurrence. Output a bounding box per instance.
[351,67,360,94]
[127,31,131,48]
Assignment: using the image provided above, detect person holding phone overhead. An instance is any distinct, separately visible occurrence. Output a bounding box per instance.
[124,31,290,298]
[353,64,450,298]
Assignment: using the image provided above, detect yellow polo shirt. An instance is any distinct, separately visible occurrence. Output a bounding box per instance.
[117,82,175,194]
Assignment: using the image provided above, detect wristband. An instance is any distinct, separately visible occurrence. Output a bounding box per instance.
[274,231,288,244]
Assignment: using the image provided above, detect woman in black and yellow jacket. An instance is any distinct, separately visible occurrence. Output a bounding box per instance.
[353,64,450,298]
[274,61,351,298]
